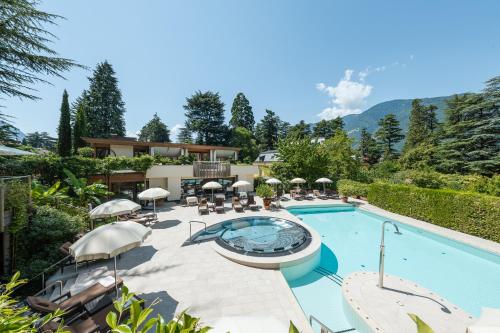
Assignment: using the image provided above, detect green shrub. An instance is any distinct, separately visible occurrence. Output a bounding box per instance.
[256,184,274,198]
[391,170,445,189]
[15,205,85,277]
[337,179,369,198]
[76,146,94,157]
[368,182,500,242]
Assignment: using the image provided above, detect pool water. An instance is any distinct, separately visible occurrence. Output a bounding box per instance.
[282,206,500,333]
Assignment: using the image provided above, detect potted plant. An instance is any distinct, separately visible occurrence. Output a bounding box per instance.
[337,180,355,203]
[256,184,274,209]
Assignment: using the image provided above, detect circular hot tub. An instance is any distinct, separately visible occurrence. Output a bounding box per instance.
[214,217,311,256]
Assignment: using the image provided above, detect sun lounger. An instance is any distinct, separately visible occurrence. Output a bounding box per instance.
[305,191,315,200]
[292,191,303,200]
[198,199,209,215]
[215,196,225,213]
[186,196,199,206]
[247,194,259,211]
[232,197,244,212]
[27,277,123,317]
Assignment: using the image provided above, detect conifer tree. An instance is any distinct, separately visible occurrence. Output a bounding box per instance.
[288,120,312,139]
[313,117,344,139]
[230,93,255,130]
[184,91,227,145]
[73,103,88,152]
[358,128,381,165]
[177,127,193,144]
[138,113,170,142]
[255,109,281,150]
[438,76,500,175]
[85,61,126,138]
[404,99,440,152]
[375,114,404,159]
[57,90,72,156]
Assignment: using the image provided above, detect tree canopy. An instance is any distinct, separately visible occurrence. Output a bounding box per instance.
[73,103,87,152]
[85,61,126,138]
[375,113,405,159]
[229,92,255,130]
[138,113,170,142]
[358,128,381,165]
[255,109,281,150]
[184,91,228,145]
[23,131,56,150]
[313,117,344,139]
[177,127,193,144]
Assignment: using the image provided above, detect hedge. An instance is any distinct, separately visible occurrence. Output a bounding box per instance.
[337,179,369,198]
[368,182,500,243]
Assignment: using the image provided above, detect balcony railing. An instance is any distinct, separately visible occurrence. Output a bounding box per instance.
[193,161,230,178]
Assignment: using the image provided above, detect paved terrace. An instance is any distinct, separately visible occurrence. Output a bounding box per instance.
[50,197,500,333]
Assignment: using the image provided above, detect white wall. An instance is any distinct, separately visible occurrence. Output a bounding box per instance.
[110,145,133,157]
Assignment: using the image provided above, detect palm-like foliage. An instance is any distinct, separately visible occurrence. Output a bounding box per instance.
[63,168,112,207]
[0,272,65,333]
[31,180,68,206]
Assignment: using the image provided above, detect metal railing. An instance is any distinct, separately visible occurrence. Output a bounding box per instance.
[193,161,230,178]
[309,315,335,333]
[189,220,207,240]
[34,280,63,298]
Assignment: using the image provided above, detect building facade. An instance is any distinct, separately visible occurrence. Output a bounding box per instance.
[83,137,258,201]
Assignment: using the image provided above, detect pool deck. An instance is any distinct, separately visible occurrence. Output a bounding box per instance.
[49,196,500,332]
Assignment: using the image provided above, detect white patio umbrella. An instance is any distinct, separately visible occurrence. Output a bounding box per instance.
[290,177,306,189]
[69,221,152,294]
[89,199,141,220]
[138,187,170,214]
[0,145,36,156]
[265,178,282,196]
[202,181,222,202]
[232,180,250,194]
[315,177,333,193]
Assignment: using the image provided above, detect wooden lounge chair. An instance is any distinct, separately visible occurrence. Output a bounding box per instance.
[247,194,259,211]
[40,302,128,333]
[232,197,244,212]
[292,191,303,200]
[198,199,209,215]
[215,196,225,214]
[27,277,123,317]
[325,189,339,199]
[313,189,327,199]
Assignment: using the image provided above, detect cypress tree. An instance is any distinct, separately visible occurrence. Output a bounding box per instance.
[404,99,440,152]
[375,114,404,159]
[85,61,126,138]
[229,93,255,130]
[138,113,170,142]
[73,103,88,152]
[358,128,381,165]
[184,91,227,145]
[57,90,72,156]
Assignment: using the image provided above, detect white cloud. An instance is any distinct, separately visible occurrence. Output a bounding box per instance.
[410,54,415,61]
[316,69,373,120]
[170,124,183,141]
[126,130,138,138]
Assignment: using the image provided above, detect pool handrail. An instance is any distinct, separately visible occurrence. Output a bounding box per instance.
[309,315,339,333]
[189,220,207,241]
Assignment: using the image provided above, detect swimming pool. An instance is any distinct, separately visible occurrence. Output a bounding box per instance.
[282,205,500,333]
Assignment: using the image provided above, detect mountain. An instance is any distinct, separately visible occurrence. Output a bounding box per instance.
[342,95,453,145]
[0,120,25,142]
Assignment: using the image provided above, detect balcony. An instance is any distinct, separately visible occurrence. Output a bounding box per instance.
[193,161,230,178]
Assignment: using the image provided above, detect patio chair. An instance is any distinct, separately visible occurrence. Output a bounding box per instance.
[39,301,131,333]
[326,189,339,199]
[313,189,327,200]
[27,277,123,317]
[232,197,244,212]
[186,196,199,206]
[198,199,209,215]
[305,190,315,200]
[215,196,225,214]
[247,194,259,211]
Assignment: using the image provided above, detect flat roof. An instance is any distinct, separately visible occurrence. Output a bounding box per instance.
[82,137,241,151]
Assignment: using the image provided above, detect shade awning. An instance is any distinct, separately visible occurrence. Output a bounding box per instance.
[138,187,170,200]
[89,199,141,219]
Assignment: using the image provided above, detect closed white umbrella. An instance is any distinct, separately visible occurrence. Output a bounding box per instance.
[69,221,152,293]
[138,187,170,214]
[89,199,141,220]
[315,177,333,193]
[202,181,222,202]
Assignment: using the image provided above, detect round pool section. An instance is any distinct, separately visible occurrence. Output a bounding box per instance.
[216,217,311,256]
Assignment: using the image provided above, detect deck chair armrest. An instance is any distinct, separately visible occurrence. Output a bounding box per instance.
[52,291,72,303]
[63,301,84,315]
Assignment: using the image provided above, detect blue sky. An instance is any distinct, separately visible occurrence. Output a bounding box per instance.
[4,0,500,138]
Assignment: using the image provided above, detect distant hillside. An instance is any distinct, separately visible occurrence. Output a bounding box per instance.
[342,95,453,145]
[0,120,25,142]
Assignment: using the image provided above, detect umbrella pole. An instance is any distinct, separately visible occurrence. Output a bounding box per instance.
[114,256,118,296]
[153,199,156,215]
[323,183,326,193]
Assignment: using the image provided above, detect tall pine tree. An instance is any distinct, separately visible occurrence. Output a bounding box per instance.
[358,128,381,165]
[57,90,72,156]
[229,93,255,130]
[73,103,88,152]
[255,109,281,150]
[438,76,500,175]
[138,113,170,142]
[404,99,439,152]
[375,114,404,159]
[177,127,193,144]
[184,91,227,145]
[313,117,344,139]
[85,61,126,138]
